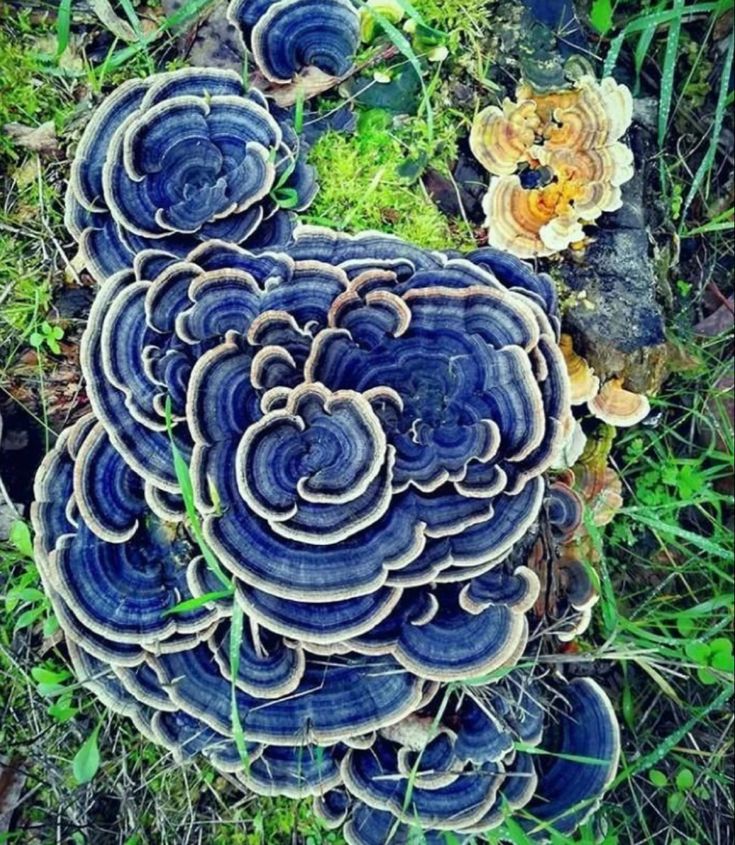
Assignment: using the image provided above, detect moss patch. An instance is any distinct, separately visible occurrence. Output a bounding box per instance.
[306,115,476,251]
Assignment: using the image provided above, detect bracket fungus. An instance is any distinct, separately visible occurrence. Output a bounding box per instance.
[589,377,651,428]
[33,226,619,838]
[65,68,317,283]
[470,75,634,258]
[340,675,619,843]
[228,0,360,84]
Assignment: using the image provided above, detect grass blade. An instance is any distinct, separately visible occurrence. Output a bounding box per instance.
[164,397,232,590]
[622,508,732,559]
[603,1,727,76]
[610,683,733,788]
[681,206,734,236]
[658,0,684,149]
[680,29,734,228]
[163,589,234,616]
[229,602,250,773]
[56,0,73,59]
[100,0,217,71]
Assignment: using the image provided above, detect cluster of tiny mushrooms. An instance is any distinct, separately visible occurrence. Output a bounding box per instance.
[31,1,657,840]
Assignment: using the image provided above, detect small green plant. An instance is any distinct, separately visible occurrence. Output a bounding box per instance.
[3,520,58,637]
[649,765,707,815]
[72,718,103,784]
[31,663,79,722]
[29,320,63,354]
[684,637,734,685]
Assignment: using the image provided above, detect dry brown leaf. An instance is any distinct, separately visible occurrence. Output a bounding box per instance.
[4,121,59,154]
[694,295,734,337]
[0,756,26,835]
[90,0,139,41]
[254,66,343,107]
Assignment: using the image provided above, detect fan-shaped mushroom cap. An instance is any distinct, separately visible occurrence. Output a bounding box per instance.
[520,678,620,835]
[539,75,633,151]
[552,418,587,469]
[65,68,317,282]
[559,333,600,405]
[340,675,619,844]
[470,99,541,176]
[228,0,360,84]
[588,377,651,427]
[473,75,634,258]
[29,225,615,839]
[482,174,586,258]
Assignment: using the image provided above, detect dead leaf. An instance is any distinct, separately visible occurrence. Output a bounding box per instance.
[12,157,40,190]
[0,756,26,835]
[255,66,344,107]
[90,0,139,42]
[4,121,59,154]
[33,35,85,72]
[694,295,735,337]
[185,2,244,71]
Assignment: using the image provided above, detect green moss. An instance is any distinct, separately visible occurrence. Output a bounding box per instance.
[306,116,476,252]
[411,0,491,41]
[0,233,52,357]
[0,15,75,163]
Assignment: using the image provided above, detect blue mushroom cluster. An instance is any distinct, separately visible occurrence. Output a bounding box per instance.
[65,68,317,282]
[228,0,360,83]
[33,216,620,838]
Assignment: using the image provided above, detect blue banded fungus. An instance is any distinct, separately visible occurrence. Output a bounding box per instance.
[228,0,360,84]
[32,226,618,839]
[65,68,317,283]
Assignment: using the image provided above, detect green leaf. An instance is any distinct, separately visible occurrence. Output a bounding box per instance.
[163,396,231,589]
[684,641,711,665]
[229,602,250,772]
[649,768,668,787]
[676,768,695,791]
[710,650,735,672]
[48,700,78,722]
[273,187,301,209]
[590,0,614,34]
[117,0,143,35]
[675,612,696,637]
[294,87,305,134]
[697,666,719,685]
[8,586,45,603]
[15,606,44,630]
[514,742,611,766]
[31,666,71,686]
[43,615,60,637]
[709,637,732,655]
[163,589,233,616]
[9,520,34,558]
[667,791,685,813]
[72,721,102,784]
[658,0,684,148]
[56,0,73,58]
[499,813,532,845]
